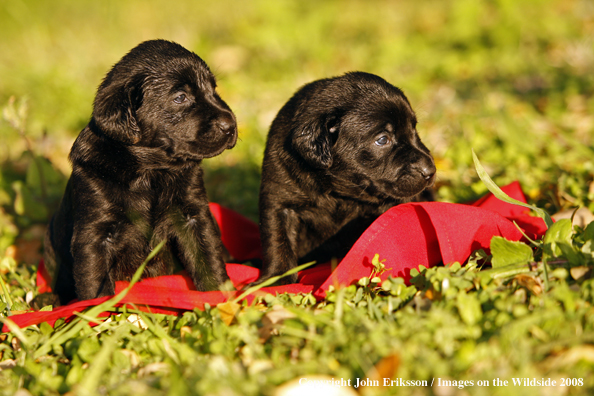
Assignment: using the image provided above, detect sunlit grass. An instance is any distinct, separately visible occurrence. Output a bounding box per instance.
[1,1,594,393]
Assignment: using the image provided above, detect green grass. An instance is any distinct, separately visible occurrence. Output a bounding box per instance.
[1,0,594,394]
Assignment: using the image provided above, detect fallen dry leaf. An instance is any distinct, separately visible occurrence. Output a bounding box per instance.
[13,389,33,396]
[12,238,43,265]
[360,354,400,395]
[179,326,192,341]
[552,207,594,228]
[126,313,148,329]
[570,266,590,280]
[541,345,594,371]
[137,362,170,378]
[11,337,21,351]
[120,349,141,369]
[0,359,16,371]
[514,274,543,295]
[4,245,17,260]
[217,300,241,326]
[424,287,441,301]
[259,305,296,341]
[8,310,31,316]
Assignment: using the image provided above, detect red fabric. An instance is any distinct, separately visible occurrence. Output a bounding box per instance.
[36,257,52,294]
[3,182,547,331]
[209,203,262,262]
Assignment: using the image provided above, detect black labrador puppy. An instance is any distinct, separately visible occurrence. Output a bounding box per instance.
[258,72,435,284]
[44,40,237,304]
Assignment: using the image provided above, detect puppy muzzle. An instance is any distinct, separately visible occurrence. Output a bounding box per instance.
[214,112,238,149]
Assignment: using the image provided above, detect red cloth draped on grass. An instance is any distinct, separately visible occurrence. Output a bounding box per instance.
[2,181,547,331]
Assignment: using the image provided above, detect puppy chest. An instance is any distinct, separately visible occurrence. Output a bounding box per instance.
[97,214,187,276]
[296,203,360,238]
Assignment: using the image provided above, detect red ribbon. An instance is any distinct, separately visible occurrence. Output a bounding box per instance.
[3,181,546,331]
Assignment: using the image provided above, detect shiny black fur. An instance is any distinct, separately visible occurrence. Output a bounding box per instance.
[45,40,237,304]
[258,72,435,284]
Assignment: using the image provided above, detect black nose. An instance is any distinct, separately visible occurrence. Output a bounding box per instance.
[418,160,436,181]
[217,114,236,136]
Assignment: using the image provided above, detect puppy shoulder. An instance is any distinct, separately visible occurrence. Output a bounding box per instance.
[68,127,95,163]
[69,125,137,178]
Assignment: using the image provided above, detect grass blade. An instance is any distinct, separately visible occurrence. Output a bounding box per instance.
[232,261,316,303]
[76,327,126,396]
[0,317,32,349]
[472,149,553,229]
[0,273,14,310]
[33,240,166,358]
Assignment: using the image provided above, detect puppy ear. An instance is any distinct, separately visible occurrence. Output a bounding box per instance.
[291,114,339,169]
[91,74,142,145]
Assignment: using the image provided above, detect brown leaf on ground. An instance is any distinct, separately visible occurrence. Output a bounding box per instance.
[0,359,16,371]
[217,300,241,326]
[119,349,141,369]
[541,345,594,371]
[552,207,594,228]
[137,362,169,378]
[570,266,590,280]
[360,354,401,395]
[514,274,543,295]
[259,305,296,341]
[424,287,441,300]
[6,239,43,265]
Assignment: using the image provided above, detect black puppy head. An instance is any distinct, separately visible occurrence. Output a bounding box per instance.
[291,72,435,201]
[92,40,237,161]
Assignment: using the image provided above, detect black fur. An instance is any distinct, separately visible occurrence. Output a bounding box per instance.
[258,72,435,284]
[45,40,237,304]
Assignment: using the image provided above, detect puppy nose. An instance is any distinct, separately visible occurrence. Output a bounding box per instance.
[417,159,436,181]
[217,115,236,136]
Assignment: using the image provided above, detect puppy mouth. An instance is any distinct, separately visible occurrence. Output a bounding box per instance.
[329,172,431,204]
[225,127,238,149]
[203,119,238,154]
[203,125,238,157]
[200,140,235,159]
[385,173,435,199]
[212,112,238,150]
[155,123,238,162]
[182,138,236,160]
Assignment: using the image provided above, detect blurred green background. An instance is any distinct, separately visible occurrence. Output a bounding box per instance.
[1,0,593,262]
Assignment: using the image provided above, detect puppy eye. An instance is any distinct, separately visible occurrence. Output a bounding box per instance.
[173,94,187,104]
[375,135,391,146]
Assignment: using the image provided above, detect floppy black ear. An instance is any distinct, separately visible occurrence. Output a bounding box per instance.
[91,74,142,145]
[291,114,339,169]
